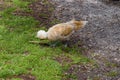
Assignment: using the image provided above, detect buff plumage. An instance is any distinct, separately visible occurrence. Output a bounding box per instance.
[37,19,88,41]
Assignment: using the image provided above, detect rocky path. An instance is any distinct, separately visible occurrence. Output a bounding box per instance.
[51,0,120,80]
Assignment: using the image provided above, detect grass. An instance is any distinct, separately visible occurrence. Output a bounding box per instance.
[106,71,119,77]
[0,0,92,80]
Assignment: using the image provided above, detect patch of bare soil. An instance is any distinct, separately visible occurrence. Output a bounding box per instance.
[7,74,36,80]
[29,0,55,27]
[53,54,73,66]
[13,0,55,27]
[0,1,13,12]
[58,54,119,80]
[64,59,120,80]
[15,74,36,80]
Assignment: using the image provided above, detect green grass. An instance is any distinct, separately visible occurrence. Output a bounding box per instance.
[0,0,92,80]
[106,71,119,77]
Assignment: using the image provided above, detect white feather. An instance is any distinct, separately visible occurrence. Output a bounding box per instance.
[36,30,47,39]
[82,21,88,27]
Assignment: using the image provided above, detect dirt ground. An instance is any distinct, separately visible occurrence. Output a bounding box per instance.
[50,0,120,80]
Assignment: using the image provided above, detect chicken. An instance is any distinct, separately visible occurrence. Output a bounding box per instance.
[37,19,88,41]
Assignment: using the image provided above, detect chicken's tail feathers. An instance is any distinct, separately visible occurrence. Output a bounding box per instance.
[81,21,88,27]
[73,20,88,30]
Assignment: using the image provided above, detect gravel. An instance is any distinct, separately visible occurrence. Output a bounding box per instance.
[50,0,120,79]
[51,0,120,63]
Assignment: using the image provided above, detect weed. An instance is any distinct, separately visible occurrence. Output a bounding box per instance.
[106,71,118,77]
